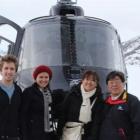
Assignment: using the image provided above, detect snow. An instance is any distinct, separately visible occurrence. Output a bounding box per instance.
[127,65,140,99]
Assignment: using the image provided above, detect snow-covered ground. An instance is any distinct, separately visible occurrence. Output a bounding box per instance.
[127,65,140,99]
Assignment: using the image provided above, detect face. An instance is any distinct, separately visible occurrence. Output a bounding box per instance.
[82,76,97,92]
[107,76,125,97]
[1,62,16,83]
[36,72,50,89]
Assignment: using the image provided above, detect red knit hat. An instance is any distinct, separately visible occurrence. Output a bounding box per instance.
[33,65,52,80]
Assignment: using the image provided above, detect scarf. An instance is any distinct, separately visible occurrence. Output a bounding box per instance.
[79,85,96,123]
[40,88,52,132]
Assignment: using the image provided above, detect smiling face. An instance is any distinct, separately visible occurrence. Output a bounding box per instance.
[82,75,97,92]
[1,62,16,84]
[35,72,50,89]
[107,76,125,97]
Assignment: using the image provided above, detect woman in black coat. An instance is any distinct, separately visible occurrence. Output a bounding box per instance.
[20,65,58,140]
[57,70,104,140]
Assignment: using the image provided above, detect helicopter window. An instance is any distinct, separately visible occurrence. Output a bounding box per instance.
[21,18,125,72]
[21,21,62,69]
[74,21,124,70]
[0,25,17,56]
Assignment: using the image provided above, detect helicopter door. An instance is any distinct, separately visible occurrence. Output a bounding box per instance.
[0,15,23,57]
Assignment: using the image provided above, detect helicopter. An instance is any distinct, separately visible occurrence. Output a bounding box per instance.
[0,0,127,93]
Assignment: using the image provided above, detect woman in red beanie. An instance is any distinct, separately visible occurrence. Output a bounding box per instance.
[20,65,58,140]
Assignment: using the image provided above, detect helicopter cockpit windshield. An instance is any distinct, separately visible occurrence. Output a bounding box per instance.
[21,17,124,71]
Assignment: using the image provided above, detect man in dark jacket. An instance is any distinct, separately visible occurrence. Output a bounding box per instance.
[0,55,22,140]
[99,71,140,140]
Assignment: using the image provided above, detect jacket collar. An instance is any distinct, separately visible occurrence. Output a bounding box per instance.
[106,90,128,105]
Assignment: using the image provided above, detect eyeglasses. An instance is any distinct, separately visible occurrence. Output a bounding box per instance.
[108,78,123,84]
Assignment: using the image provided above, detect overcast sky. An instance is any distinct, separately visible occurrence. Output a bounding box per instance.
[0,0,140,42]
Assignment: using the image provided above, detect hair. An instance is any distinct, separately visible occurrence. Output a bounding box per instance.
[0,55,18,72]
[106,71,125,84]
[82,70,99,83]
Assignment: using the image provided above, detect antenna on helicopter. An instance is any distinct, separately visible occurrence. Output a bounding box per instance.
[57,0,77,5]
[50,0,83,16]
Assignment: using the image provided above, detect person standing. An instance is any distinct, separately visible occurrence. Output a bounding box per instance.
[20,65,58,140]
[99,71,140,140]
[0,55,22,140]
[57,70,104,140]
